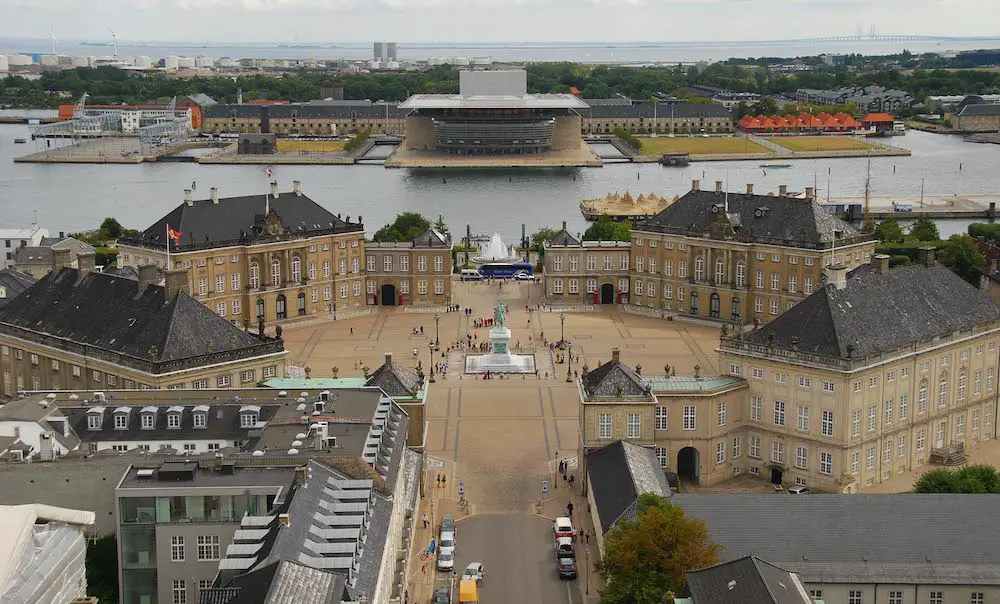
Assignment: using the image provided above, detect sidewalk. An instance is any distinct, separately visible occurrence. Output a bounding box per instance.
[406,465,470,604]
[538,462,600,603]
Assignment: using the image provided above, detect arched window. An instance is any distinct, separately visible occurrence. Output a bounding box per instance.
[271,259,281,287]
[694,257,705,281]
[938,373,948,408]
[736,261,746,288]
[249,262,260,289]
[690,290,699,314]
[958,372,967,400]
[256,298,265,319]
[918,380,928,413]
[291,256,301,283]
[715,258,725,284]
[731,296,741,320]
[297,291,306,316]
[710,292,721,318]
[275,294,287,319]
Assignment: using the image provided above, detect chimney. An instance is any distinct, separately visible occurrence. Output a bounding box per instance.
[137,265,160,295]
[918,246,936,267]
[385,352,394,367]
[52,248,73,272]
[58,231,65,238]
[210,187,218,204]
[163,268,190,299]
[715,181,723,193]
[75,251,96,284]
[826,264,848,290]
[805,187,815,201]
[562,221,567,232]
[991,258,998,274]
[271,182,279,199]
[746,183,754,195]
[294,180,302,196]
[873,253,891,276]
[691,179,700,192]
[184,189,193,206]
[779,184,788,197]
[611,347,620,363]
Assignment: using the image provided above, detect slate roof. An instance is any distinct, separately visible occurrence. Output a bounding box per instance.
[201,559,347,604]
[203,103,408,120]
[62,404,280,443]
[671,493,1000,585]
[586,441,671,532]
[956,104,1000,117]
[582,354,652,399]
[548,227,581,247]
[742,263,1000,360]
[411,228,450,248]
[685,556,811,604]
[583,102,731,119]
[103,266,139,280]
[0,269,36,308]
[0,268,272,367]
[635,189,865,248]
[127,189,360,252]
[0,397,55,422]
[12,246,51,266]
[365,355,422,398]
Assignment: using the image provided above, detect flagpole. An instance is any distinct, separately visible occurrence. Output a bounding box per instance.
[166,224,171,271]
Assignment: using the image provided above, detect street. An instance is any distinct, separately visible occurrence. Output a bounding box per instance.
[439,513,584,604]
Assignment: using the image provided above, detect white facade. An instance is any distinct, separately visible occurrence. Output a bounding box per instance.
[85,437,239,455]
[5,54,32,66]
[164,56,179,69]
[0,55,9,72]
[1,226,49,270]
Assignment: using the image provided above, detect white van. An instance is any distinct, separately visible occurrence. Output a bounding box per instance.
[461,269,483,282]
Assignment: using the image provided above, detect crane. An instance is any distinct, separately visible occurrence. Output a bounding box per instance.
[109,27,118,58]
[48,26,57,55]
[74,93,88,112]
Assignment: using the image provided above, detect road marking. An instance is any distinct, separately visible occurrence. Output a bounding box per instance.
[565,581,574,604]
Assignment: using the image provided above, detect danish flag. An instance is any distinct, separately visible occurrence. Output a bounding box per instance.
[167,225,182,242]
[265,167,273,178]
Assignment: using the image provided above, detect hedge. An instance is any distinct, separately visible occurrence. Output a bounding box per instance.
[874,241,947,262]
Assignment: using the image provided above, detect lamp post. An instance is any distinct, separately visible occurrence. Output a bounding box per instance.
[585,546,590,594]
[428,342,436,383]
[566,342,573,383]
[559,312,566,346]
[434,312,440,348]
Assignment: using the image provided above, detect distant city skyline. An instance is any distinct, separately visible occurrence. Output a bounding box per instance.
[1,0,998,46]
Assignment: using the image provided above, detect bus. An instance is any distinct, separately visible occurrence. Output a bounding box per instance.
[460,269,483,282]
[478,262,533,279]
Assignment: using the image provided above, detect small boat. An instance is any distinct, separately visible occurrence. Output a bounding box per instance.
[13,138,26,144]
[760,163,792,168]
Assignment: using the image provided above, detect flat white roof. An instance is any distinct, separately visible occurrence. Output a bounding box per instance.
[398,93,589,110]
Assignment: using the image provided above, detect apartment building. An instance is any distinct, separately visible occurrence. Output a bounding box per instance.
[0,254,285,397]
[200,103,407,137]
[580,102,733,135]
[12,235,95,277]
[629,181,876,324]
[0,224,48,270]
[952,103,1000,131]
[365,228,453,306]
[543,223,631,304]
[116,182,367,324]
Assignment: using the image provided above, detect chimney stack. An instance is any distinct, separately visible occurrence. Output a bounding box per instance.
[562,221,567,232]
[75,251,96,284]
[271,182,279,199]
[805,187,815,201]
[779,184,788,197]
[715,181,723,193]
[163,268,190,299]
[691,179,700,192]
[385,352,393,366]
[51,248,72,272]
[137,265,160,296]
[210,187,218,204]
[294,180,302,196]
[611,347,621,363]
[826,264,848,290]
[746,183,754,195]
[918,246,936,267]
[184,189,193,206]
[873,253,891,276]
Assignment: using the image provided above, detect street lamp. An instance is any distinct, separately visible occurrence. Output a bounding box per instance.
[434,312,440,348]
[585,546,590,594]
[566,342,573,383]
[559,312,566,345]
[428,342,436,383]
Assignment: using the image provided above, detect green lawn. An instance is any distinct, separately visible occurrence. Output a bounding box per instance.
[639,137,770,155]
[768,136,874,152]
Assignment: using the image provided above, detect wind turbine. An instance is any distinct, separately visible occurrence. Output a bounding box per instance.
[48,26,57,55]
[109,27,118,58]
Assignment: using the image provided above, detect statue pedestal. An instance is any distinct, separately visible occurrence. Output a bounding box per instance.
[465,326,536,374]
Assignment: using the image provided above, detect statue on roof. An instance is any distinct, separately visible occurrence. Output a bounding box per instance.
[494,301,506,329]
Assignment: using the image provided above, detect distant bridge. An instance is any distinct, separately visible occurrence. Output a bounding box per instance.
[792,34,991,43]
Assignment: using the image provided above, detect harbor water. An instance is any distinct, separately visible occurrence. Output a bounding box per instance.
[1,124,998,241]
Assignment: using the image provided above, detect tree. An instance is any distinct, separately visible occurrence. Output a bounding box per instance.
[733,101,752,121]
[752,96,778,116]
[372,212,430,242]
[530,227,558,250]
[583,216,633,242]
[874,218,904,243]
[909,216,940,241]
[938,234,987,286]
[859,219,877,234]
[597,493,720,604]
[434,215,450,236]
[86,535,119,604]
[914,464,1000,493]
[99,217,124,239]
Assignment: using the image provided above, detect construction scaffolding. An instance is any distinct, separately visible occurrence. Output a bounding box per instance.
[138,118,191,155]
[28,113,121,139]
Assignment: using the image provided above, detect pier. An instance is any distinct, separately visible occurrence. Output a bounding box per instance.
[822,195,1000,221]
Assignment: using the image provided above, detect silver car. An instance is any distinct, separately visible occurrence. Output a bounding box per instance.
[437,550,455,571]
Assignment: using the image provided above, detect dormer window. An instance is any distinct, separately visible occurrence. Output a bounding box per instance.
[239,405,261,428]
[193,405,209,429]
[166,406,183,429]
[113,407,131,430]
[140,407,157,430]
[86,407,104,431]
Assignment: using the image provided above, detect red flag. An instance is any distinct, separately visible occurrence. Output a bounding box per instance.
[167,225,181,242]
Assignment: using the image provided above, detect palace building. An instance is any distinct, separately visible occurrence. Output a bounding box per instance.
[542,222,631,304]
[116,182,452,324]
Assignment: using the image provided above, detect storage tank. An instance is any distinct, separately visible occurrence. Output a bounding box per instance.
[164,56,180,69]
[40,55,58,67]
[7,54,32,66]
[134,56,152,68]
[195,56,214,68]
[71,56,89,68]
[0,55,7,72]
[453,56,470,66]
[177,57,195,68]
[472,56,492,66]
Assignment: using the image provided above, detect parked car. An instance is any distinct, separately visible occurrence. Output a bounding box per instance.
[437,550,455,571]
[558,554,578,579]
[553,517,574,540]
[439,530,456,554]
[461,562,485,585]
[787,486,811,495]
[441,514,456,535]
[433,587,451,604]
[555,536,575,557]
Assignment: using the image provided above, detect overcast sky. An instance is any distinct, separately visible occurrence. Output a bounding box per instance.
[2,0,999,44]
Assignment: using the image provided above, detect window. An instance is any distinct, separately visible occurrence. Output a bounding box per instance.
[401,280,410,294]
[418,280,427,295]
[887,592,902,604]
[232,273,241,291]
[885,400,893,426]
[323,260,330,277]
[197,535,220,561]
[971,592,984,604]
[604,255,612,271]
[171,536,185,561]
[716,442,726,464]
[851,452,859,474]
[167,413,181,429]
[620,256,629,271]
[655,447,667,468]
[749,436,760,458]
[141,413,155,429]
[973,408,980,431]
[804,277,813,294]
[217,302,227,317]
[755,297,763,314]
[718,401,727,426]
[958,373,967,400]
[655,406,668,430]
[271,259,281,286]
[821,410,834,437]
[367,255,376,272]
[587,255,596,271]
[173,580,187,604]
[434,256,443,272]
[340,283,348,298]
[957,414,965,436]
[664,284,672,299]
[715,257,725,283]
[400,256,409,271]
[939,375,948,407]
[241,369,255,384]
[770,272,779,290]
[356,281,364,297]
[664,260,673,276]
[636,257,644,273]
[795,446,808,469]
[635,280,643,296]
[553,279,563,294]
[114,413,128,430]
[418,256,427,272]
[975,371,982,395]
[855,381,862,393]
[883,439,892,462]
[352,257,359,274]
[683,406,696,430]
[848,590,862,604]
[751,367,763,380]
[918,383,928,414]
[852,409,861,437]
[732,437,741,458]
[598,413,612,439]
[870,376,878,389]
[772,441,785,463]
[626,413,641,438]
[755,270,764,288]
[990,367,995,392]
[728,364,742,376]
[867,447,875,470]
[788,275,797,293]
[338,259,346,275]
[678,261,687,278]
[796,405,809,431]
[773,401,785,426]
[193,412,207,428]
[868,405,876,432]
[323,285,331,301]
[769,299,779,315]
[898,434,907,457]
[820,451,832,475]
[217,375,230,387]
[902,367,909,378]
[917,429,926,451]
[942,354,950,366]
[736,262,746,287]
[751,396,762,422]
[775,373,787,384]
[929,592,942,604]
[587,279,596,294]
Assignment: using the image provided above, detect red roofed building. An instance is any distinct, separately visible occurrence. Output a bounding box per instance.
[862,113,895,133]
[737,113,863,133]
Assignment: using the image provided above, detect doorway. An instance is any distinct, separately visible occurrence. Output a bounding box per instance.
[770,466,783,485]
[600,283,615,305]
[380,284,397,306]
[677,447,700,483]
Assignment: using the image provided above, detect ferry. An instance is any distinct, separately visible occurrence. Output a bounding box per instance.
[13,138,26,144]
[759,163,792,169]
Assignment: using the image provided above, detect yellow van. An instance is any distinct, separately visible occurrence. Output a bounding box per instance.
[459,578,479,604]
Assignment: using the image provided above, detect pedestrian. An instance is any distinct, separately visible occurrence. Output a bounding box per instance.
[558,460,564,474]
[569,475,575,489]
[422,513,429,529]
[436,474,441,488]
[567,501,574,516]
[578,528,584,542]
[441,475,447,487]
[350,327,353,335]
[585,530,590,544]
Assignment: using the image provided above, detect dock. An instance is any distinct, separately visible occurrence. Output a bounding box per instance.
[821,195,1000,221]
